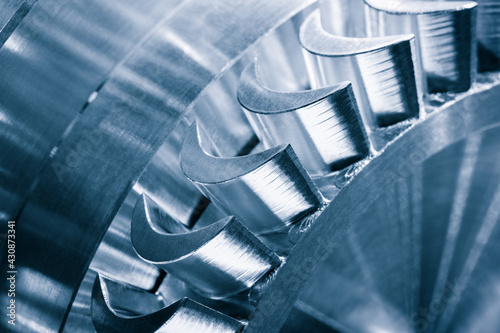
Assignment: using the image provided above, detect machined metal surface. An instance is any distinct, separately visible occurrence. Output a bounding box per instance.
[181,123,324,236]
[131,194,281,298]
[238,63,370,176]
[300,9,422,128]
[1,0,500,332]
[365,0,477,93]
[92,275,243,333]
[0,0,316,331]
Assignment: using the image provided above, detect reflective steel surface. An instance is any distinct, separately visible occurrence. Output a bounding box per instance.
[365,0,477,93]
[247,77,500,333]
[91,274,243,333]
[0,0,316,331]
[300,9,422,128]
[238,62,370,176]
[131,194,281,298]
[181,123,324,235]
